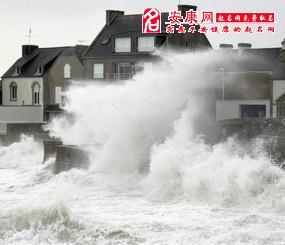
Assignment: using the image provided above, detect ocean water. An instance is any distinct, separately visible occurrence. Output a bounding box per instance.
[1,51,285,244]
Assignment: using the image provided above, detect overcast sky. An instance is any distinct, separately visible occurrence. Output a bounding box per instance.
[0,0,284,76]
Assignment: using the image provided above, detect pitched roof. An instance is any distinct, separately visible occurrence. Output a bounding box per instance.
[84,13,211,57]
[60,45,88,64]
[2,47,69,78]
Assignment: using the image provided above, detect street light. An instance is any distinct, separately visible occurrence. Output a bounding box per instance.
[219,68,225,101]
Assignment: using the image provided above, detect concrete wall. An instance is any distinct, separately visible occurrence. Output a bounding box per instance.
[54,145,89,173]
[43,140,62,162]
[2,77,43,105]
[273,80,285,117]
[216,100,270,121]
[0,105,43,123]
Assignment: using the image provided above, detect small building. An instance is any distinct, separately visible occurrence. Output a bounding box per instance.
[215,42,283,121]
[82,5,212,80]
[0,44,87,125]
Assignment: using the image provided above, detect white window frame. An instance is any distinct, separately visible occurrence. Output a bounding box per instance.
[10,82,17,101]
[64,64,71,79]
[115,37,131,53]
[32,82,40,105]
[55,87,62,104]
[93,64,104,79]
[138,36,155,52]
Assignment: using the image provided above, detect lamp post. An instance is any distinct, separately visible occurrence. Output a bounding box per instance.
[219,68,225,101]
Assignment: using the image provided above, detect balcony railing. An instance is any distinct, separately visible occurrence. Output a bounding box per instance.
[105,73,134,81]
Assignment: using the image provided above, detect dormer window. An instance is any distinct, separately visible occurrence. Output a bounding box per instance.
[64,64,71,78]
[115,37,131,52]
[101,38,110,45]
[138,36,155,52]
[14,67,21,76]
[35,66,43,75]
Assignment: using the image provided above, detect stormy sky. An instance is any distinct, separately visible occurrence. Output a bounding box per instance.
[0,0,284,76]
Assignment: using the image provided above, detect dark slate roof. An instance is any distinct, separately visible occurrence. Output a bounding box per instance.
[84,13,211,57]
[61,45,88,64]
[213,48,281,72]
[2,47,69,78]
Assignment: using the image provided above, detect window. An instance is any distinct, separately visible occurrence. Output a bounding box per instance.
[138,36,155,52]
[13,67,21,76]
[32,82,40,105]
[93,64,104,79]
[64,64,71,78]
[240,105,266,118]
[117,63,132,80]
[115,37,131,52]
[55,87,62,104]
[10,82,17,101]
[35,66,43,75]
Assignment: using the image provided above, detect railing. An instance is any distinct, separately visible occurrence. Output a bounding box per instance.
[105,73,134,81]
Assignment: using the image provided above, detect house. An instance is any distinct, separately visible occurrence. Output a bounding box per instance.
[214,42,283,121]
[272,39,285,118]
[82,5,212,80]
[0,44,87,124]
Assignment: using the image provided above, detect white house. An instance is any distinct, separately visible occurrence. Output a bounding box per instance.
[0,44,87,127]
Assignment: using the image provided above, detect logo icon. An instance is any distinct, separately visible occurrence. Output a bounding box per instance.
[142,8,161,33]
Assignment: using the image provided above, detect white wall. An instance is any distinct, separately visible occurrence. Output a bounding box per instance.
[0,106,43,123]
[216,100,270,121]
[273,80,285,118]
[2,77,43,105]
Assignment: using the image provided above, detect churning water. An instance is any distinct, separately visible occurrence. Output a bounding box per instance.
[1,51,285,244]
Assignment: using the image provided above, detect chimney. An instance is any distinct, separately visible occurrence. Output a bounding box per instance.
[22,45,38,57]
[237,43,252,55]
[106,10,124,26]
[178,5,197,18]
[237,43,252,49]
[219,44,233,49]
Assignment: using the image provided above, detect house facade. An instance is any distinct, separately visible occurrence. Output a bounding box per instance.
[82,5,212,81]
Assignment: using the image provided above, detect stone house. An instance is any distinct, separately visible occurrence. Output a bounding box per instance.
[0,45,87,125]
[82,5,212,81]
